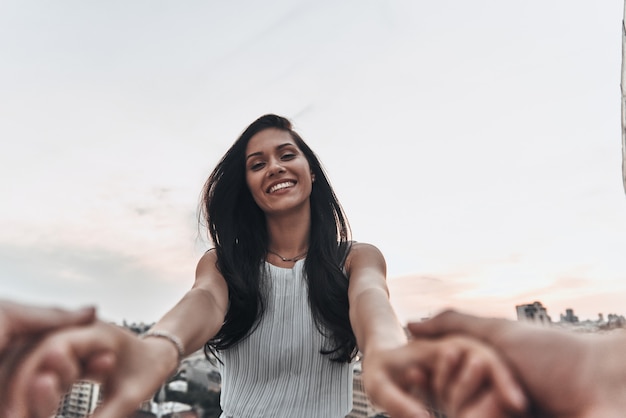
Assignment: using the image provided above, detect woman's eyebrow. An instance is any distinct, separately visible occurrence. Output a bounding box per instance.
[246,143,294,161]
[246,151,263,161]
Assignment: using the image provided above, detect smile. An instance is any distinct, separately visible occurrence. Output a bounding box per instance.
[267,181,296,194]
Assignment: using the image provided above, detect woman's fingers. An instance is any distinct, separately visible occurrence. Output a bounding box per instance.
[487,348,527,413]
[367,377,433,418]
[404,336,527,417]
[6,322,119,418]
[446,352,489,416]
[432,343,462,408]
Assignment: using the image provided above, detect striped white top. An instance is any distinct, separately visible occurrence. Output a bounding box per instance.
[218,259,353,418]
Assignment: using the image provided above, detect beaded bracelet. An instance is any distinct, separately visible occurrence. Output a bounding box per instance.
[141,330,185,364]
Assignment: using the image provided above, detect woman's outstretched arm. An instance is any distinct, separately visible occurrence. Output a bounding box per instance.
[345,242,431,418]
[4,250,229,418]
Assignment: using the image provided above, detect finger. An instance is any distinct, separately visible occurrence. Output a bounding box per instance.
[444,338,526,414]
[5,345,78,418]
[84,352,117,382]
[1,302,95,342]
[487,351,527,413]
[432,344,462,408]
[399,338,446,369]
[447,353,487,417]
[405,365,429,392]
[0,338,39,417]
[370,381,434,418]
[39,344,82,388]
[408,310,504,341]
[459,391,511,418]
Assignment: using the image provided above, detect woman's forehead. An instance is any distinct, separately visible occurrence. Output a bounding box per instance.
[246,129,297,154]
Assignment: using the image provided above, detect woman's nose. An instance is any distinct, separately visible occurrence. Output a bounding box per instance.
[268,158,286,176]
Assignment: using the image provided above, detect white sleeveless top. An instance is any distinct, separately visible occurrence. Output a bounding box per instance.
[218,259,353,418]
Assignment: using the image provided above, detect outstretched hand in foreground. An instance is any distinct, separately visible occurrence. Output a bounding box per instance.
[0,300,99,417]
[363,334,527,418]
[4,319,180,418]
[409,310,626,418]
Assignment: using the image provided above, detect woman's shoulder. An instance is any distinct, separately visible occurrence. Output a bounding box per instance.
[348,241,383,254]
[345,242,385,269]
[195,249,221,280]
[198,248,218,264]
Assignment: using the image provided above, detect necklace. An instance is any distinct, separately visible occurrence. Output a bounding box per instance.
[267,249,308,262]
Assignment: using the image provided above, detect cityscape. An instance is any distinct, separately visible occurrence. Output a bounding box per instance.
[53,302,625,418]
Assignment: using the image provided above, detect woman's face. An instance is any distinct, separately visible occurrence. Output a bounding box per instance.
[245,128,314,216]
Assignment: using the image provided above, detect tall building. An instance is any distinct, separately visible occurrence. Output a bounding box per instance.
[560,308,579,323]
[346,359,446,418]
[516,301,551,324]
[346,360,386,418]
[55,380,100,418]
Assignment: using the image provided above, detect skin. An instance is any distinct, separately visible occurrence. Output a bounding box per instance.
[363,334,527,418]
[0,300,99,417]
[245,128,315,221]
[409,310,626,418]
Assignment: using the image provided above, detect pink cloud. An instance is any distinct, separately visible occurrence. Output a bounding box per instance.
[389,273,626,324]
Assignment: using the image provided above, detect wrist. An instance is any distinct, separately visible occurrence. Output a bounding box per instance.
[141,330,185,375]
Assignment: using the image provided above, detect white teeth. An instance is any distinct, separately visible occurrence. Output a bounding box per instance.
[268,181,294,193]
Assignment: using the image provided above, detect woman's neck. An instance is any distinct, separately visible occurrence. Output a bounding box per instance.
[265,210,311,258]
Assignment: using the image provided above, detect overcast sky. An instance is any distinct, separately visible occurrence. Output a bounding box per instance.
[1,0,625,324]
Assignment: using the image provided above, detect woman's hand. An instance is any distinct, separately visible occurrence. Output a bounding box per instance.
[362,336,527,418]
[0,300,98,417]
[5,320,180,418]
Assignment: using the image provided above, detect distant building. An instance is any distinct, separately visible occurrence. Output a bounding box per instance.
[516,301,551,324]
[347,360,387,418]
[560,308,579,323]
[55,380,100,418]
[347,359,446,418]
[607,313,626,328]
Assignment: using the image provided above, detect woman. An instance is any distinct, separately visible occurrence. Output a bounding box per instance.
[5,115,525,418]
[186,113,408,416]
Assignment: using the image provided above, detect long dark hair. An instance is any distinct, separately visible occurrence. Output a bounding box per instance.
[199,114,356,362]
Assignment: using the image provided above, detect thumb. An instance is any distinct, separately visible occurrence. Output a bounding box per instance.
[408,310,505,342]
[1,301,95,341]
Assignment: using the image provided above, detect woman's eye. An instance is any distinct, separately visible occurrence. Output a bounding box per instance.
[281,153,296,160]
[250,162,265,171]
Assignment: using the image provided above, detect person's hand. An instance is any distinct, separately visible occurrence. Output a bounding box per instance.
[0,300,99,418]
[409,310,626,418]
[361,345,432,418]
[362,336,526,418]
[5,320,180,418]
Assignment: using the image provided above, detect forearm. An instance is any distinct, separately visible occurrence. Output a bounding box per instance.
[591,332,626,414]
[150,287,226,356]
[350,287,407,356]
